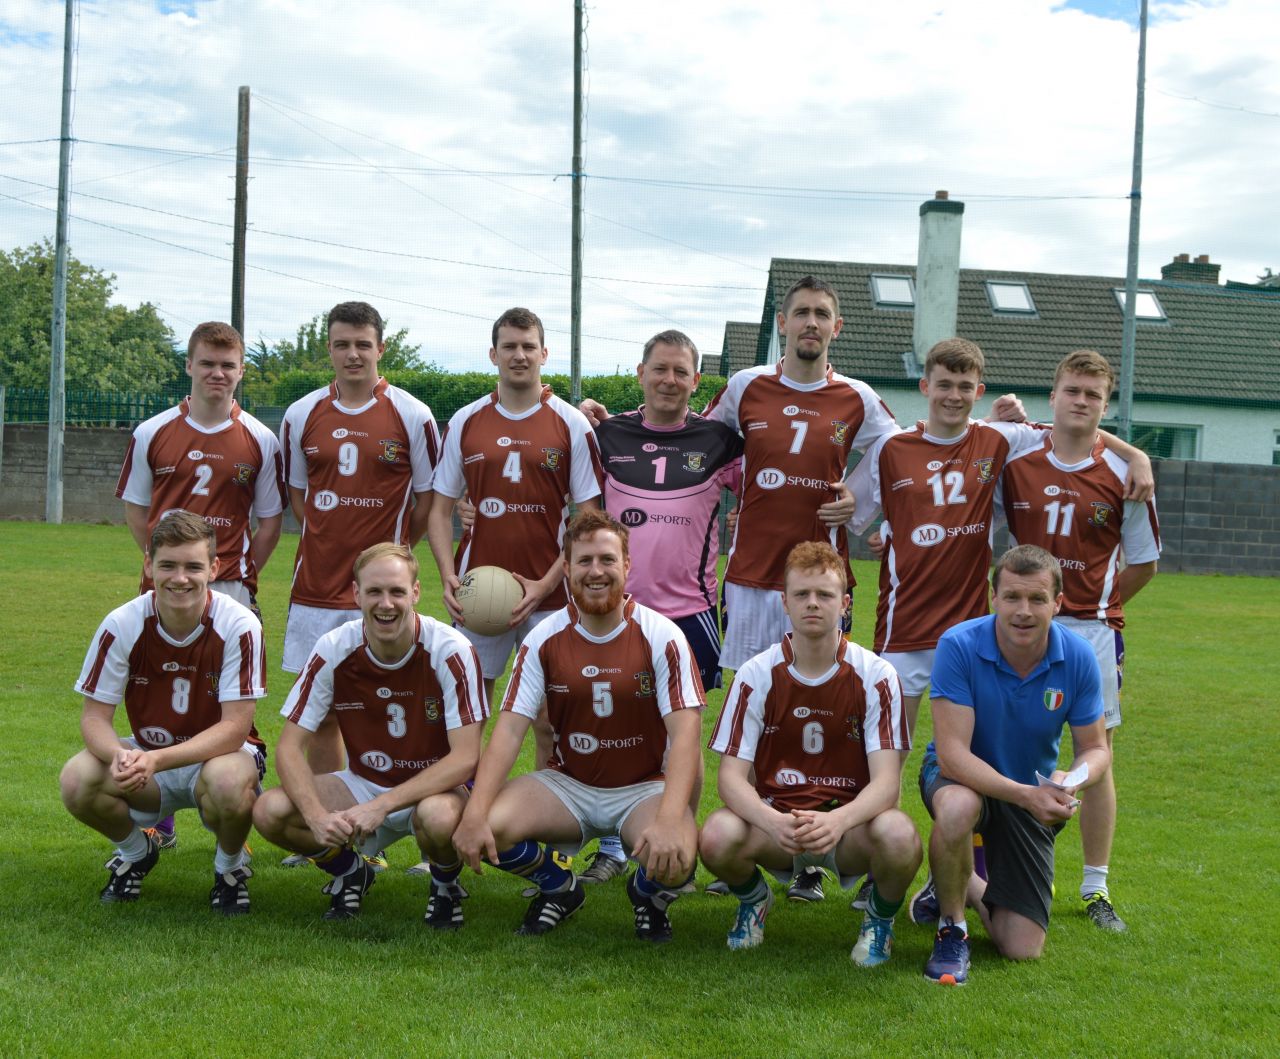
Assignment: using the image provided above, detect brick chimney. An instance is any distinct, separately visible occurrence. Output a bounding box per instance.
[1160,253,1221,285]
[912,190,965,375]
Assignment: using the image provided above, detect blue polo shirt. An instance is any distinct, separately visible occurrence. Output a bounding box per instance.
[930,615,1103,786]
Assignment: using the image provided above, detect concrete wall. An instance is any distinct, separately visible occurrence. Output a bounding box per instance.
[5,425,1279,576]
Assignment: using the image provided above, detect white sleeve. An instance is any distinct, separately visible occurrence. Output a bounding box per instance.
[1121,499,1161,564]
[566,412,604,503]
[250,426,285,518]
[432,413,466,499]
[436,638,489,728]
[861,655,908,753]
[847,434,888,536]
[74,614,132,705]
[500,640,547,721]
[707,660,767,761]
[651,622,705,717]
[118,424,154,506]
[703,378,741,431]
[281,403,310,491]
[279,647,335,731]
[986,419,1049,459]
[401,392,440,494]
[219,611,267,702]
[850,383,900,454]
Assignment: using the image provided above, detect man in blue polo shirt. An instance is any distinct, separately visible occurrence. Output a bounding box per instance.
[918,544,1111,986]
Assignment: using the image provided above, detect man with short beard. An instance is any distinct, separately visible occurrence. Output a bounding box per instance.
[453,510,704,942]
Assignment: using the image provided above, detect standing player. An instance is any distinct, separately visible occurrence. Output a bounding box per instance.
[999,350,1159,933]
[919,545,1111,985]
[118,320,285,609]
[117,320,283,850]
[427,307,602,712]
[701,542,920,965]
[253,544,487,925]
[280,301,440,807]
[582,329,741,884]
[59,512,267,914]
[452,511,704,942]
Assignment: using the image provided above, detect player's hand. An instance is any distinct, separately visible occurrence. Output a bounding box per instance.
[442,573,465,624]
[340,800,389,841]
[761,809,804,856]
[306,810,356,849]
[111,747,155,793]
[631,813,697,886]
[790,809,843,856]
[1122,449,1154,502]
[989,393,1027,423]
[867,530,886,559]
[452,810,498,873]
[456,496,477,530]
[578,397,611,427]
[817,481,855,527]
[508,573,550,627]
[725,504,739,539]
[1020,783,1079,827]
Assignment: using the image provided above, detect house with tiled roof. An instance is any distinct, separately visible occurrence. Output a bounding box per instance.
[718,321,761,378]
[738,210,1280,464]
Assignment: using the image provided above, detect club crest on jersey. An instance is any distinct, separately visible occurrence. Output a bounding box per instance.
[1089,501,1115,527]
[208,672,220,695]
[683,451,706,473]
[973,457,995,483]
[232,462,256,486]
[1043,688,1065,712]
[424,697,441,722]
[829,420,849,446]
[377,438,403,464]
[541,447,564,472]
[634,671,654,697]
[848,716,862,741]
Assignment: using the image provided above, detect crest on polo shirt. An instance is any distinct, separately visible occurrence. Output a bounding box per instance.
[541,447,564,472]
[1089,501,1115,527]
[634,671,654,697]
[829,420,849,445]
[424,697,441,723]
[1043,688,1064,712]
[378,438,403,464]
[684,452,706,473]
[232,462,256,486]
[973,457,995,483]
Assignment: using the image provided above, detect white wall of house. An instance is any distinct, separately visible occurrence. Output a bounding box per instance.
[865,384,1278,466]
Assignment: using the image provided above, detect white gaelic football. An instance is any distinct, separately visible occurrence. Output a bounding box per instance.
[456,566,523,636]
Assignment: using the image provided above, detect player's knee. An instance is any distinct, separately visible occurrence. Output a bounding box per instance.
[252,786,295,837]
[199,756,257,811]
[870,809,923,864]
[996,934,1045,961]
[59,751,103,811]
[413,793,463,843]
[932,786,982,836]
[698,808,748,864]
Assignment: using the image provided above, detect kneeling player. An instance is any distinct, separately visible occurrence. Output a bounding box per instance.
[254,543,486,926]
[701,542,921,965]
[60,512,267,914]
[453,510,704,942]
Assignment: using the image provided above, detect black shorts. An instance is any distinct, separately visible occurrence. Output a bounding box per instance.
[674,608,723,691]
[919,745,1061,932]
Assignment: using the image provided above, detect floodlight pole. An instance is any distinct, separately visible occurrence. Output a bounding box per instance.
[1117,0,1148,442]
[46,0,77,524]
[231,86,250,342]
[569,0,585,404]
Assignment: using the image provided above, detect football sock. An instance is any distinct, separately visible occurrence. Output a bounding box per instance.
[429,858,462,888]
[632,865,688,910]
[598,834,625,861]
[1081,864,1109,899]
[944,916,969,936]
[494,840,574,894]
[729,868,769,905]
[314,847,359,878]
[213,843,246,875]
[867,884,903,921]
[973,835,988,881]
[116,826,151,863]
[155,815,176,837]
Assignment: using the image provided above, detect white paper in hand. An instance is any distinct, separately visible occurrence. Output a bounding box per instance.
[1035,763,1089,790]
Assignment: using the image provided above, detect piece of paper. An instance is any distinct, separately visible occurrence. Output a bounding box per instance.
[1035,763,1089,789]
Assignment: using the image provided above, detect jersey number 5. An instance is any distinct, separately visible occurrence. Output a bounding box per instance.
[592,681,613,718]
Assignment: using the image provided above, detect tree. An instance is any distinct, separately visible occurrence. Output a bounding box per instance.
[0,240,178,391]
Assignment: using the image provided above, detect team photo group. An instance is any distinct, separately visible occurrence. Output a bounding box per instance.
[59,275,1161,987]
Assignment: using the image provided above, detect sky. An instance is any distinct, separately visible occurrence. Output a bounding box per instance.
[1,0,1277,376]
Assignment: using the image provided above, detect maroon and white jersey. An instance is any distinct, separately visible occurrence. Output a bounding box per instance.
[75,591,267,752]
[709,634,906,811]
[433,387,603,607]
[705,362,898,590]
[282,379,440,608]
[850,420,1045,652]
[282,615,486,788]
[117,399,286,593]
[502,597,704,788]
[1000,436,1161,630]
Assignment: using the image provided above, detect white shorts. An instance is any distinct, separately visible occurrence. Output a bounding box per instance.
[767,849,863,892]
[283,604,361,673]
[881,649,935,698]
[458,609,557,680]
[333,769,416,858]
[529,769,665,855]
[1056,615,1124,729]
[210,580,254,608]
[123,738,265,829]
[721,583,789,671]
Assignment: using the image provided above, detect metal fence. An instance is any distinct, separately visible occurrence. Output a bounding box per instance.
[2,384,196,427]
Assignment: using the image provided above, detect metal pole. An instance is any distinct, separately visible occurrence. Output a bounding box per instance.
[1117,0,1148,442]
[569,0,584,404]
[47,0,76,524]
[232,85,250,341]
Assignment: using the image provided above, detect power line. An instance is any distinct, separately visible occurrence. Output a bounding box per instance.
[1153,86,1280,119]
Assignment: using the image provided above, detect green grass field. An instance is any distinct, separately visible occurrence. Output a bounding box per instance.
[1,522,1276,1057]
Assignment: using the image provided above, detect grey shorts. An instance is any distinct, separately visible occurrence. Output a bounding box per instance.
[919,745,1061,931]
[123,737,266,830]
[529,769,665,856]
